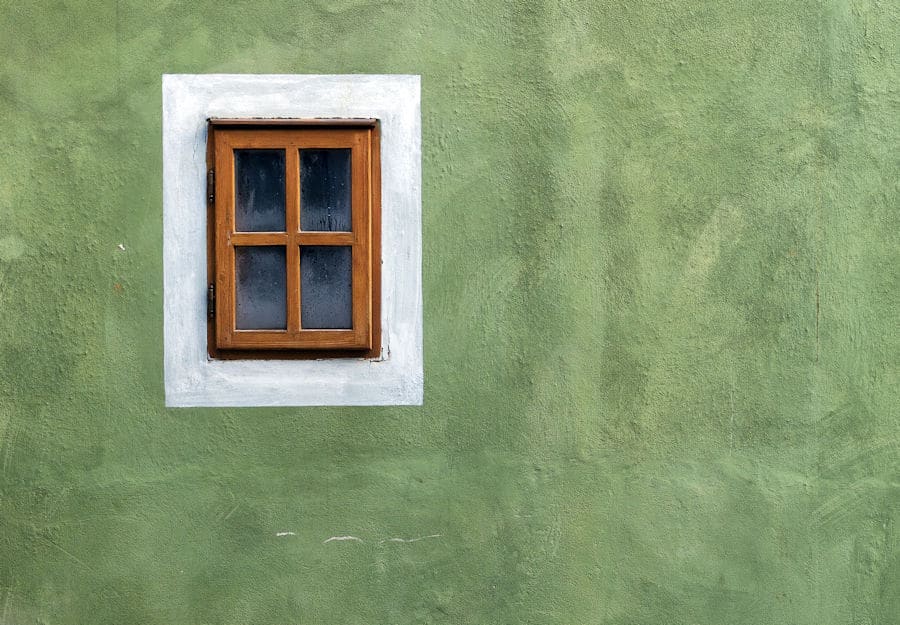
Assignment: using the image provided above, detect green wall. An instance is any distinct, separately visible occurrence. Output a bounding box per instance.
[1,1,898,623]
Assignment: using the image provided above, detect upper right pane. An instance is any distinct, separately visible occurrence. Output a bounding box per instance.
[300,148,351,231]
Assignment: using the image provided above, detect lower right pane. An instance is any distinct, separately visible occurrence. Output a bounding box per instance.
[300,246,353,329]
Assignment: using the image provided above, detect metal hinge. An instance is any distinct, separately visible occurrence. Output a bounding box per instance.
[207,169,215,203]
[207,284,215,319]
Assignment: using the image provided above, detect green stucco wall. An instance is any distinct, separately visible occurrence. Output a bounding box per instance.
[1,1,898,623]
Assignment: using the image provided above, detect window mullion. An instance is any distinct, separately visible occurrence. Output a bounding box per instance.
[286,145,301,333]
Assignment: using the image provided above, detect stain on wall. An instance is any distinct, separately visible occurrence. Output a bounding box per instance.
[0,1,898,623]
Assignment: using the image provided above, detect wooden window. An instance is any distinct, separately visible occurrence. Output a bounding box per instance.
[206,119,380,358]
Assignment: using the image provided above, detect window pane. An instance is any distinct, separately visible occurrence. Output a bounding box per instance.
[300,149,351,231]
[235,149,286,231]
[300,246,352,329]
[235,246,286,330]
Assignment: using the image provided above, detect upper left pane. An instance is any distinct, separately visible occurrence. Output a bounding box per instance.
[234,149,286,231]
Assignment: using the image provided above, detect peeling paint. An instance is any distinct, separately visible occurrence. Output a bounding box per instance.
[380,534,442,544]
[322,536,363,544]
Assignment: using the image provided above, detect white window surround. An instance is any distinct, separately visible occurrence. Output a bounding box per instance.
[162,74,422,407]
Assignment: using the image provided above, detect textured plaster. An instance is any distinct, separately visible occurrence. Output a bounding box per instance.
[1,1,899,624]
[162,74,423,407]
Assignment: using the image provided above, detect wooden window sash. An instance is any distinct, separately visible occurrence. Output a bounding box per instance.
[206,121,380,358]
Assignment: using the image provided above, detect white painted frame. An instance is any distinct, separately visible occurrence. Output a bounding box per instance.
[163,74,422,407]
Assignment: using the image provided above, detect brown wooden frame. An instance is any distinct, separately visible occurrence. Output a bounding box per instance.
[206,119,381,359]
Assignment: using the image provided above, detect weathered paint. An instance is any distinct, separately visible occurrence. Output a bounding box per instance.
[1,1,898,624]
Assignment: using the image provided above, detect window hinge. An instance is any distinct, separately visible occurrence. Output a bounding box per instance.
[207,169,215,203]
[207,283,215,319]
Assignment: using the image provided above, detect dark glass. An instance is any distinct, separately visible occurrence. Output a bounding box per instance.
[235,246,286,330]
[300,149,351,231]
[235,149,286,231]
[300,246,352,329]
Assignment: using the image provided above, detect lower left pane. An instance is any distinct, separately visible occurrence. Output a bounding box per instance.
[235,246,287,330]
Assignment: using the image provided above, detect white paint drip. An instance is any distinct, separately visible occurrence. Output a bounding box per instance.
[323,535,364,544]
[380,534,442,544]
[275,531,296,537]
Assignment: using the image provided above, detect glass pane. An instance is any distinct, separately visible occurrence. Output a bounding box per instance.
[300,246,352,329]
[235,149,286,231]
[300,149,351,231]
[235,246,286,330]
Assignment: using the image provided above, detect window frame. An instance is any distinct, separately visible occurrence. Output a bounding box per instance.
[206,119,381,359]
